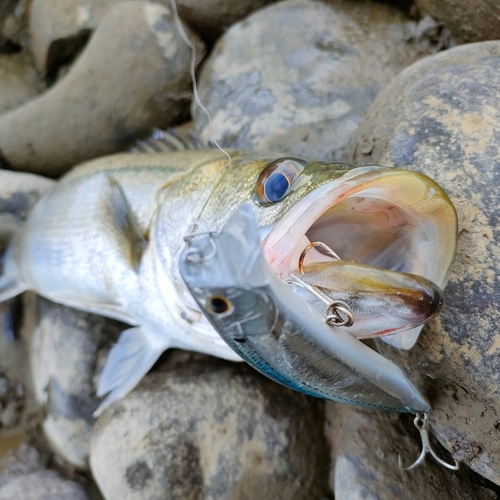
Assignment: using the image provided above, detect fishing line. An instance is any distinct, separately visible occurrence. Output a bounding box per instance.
[169,0,233,231]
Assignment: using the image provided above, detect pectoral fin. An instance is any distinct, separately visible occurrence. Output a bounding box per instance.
[107,178,147,270]
[94,327,166,417]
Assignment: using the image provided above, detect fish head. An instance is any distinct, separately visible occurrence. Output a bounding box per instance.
[216,155,457,348]
[192,153,457,349]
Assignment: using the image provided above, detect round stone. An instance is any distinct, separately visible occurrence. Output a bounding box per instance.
[91,363,330,499]
[352,41,500,485]
[194,0,445,163]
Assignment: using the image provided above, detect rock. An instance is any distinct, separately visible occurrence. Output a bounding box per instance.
[351,41,500,484]
[0,470,90,499]
[29,0,122,75]
[29,0,274,75]
[0,1,31,51]
[0,1,204,176]
[0,443,46,488]
[0,52,43,117]
[326,404,499,500]
[193,0,444,164]
[175,0,276,41]
[91,364,331,500]
[415,0,500,43]
[29,297,122,469]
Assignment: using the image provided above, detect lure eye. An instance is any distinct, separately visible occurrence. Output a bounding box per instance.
[207,295,232,315]
[255,158,305,204]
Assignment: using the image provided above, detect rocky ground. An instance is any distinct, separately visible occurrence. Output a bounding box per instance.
[0,0,500,498]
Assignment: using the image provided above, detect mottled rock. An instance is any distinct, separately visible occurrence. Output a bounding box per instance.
[416,0,500,43]
[91,364,330,500]
[30,0,273,74]
[194,0,443,163]
[0,443,45,488]
[30,297,121,469]
[351,41,500,484]
[0,1,204,176]
[0,52,43,116]
[327,404,498,500]
[0,470,89,499]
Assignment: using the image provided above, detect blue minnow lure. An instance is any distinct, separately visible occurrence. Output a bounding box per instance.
[180,204,430,414]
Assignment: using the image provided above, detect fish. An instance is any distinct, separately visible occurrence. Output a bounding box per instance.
[180,204,430,413]
[0,148,457,414]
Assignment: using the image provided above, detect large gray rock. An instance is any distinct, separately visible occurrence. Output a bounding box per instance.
[29,297,122,469]
[29,0,275,74]
[351,41,500,485]
[0,1,204,176]
[91,364,330,500]
[0,470,90,499]
[416,0,500,43]
[194,0,445,163]
[0,53,43,116]
[327,403,498,500]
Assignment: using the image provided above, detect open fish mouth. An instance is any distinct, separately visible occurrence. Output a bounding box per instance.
[261,166,457,349]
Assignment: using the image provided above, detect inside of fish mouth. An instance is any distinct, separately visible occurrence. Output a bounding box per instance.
[290,194,431,279]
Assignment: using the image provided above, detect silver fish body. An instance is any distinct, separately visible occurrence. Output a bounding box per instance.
[0,149,457,414]
[180,204,430,413]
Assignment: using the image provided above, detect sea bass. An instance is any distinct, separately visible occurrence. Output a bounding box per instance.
[180,204,430,413]
[0,149,457,414]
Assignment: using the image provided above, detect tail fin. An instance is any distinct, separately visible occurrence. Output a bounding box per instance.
[0,213,27,302]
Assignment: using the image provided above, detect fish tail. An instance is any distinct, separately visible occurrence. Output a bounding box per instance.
[0,214,27,302]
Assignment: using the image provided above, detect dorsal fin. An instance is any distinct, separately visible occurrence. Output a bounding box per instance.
[128,128,206,153]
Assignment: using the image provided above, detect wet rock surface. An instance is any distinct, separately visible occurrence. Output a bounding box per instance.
[327,403,499,500]
[415,0,500,43]
[0,1,204,176]
[194,0,445,163]
[352,40,500,485]
[0,470,90,499]
[91,364,330,500]
[29,297,122,469]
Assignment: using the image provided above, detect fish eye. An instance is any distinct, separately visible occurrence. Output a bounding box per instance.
[254,158,305,204]
[207,295,232,315]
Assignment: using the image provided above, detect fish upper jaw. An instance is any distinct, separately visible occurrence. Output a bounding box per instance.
[260,167,457,343]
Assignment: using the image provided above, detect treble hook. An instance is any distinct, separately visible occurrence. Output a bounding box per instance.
[404,414,459,471]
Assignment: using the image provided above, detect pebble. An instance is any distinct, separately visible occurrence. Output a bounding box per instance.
[194,0,444,163]
[91,363,330,500]
[0,1,205,176]
[416,0,500,42]
[0,470,90,500]
[327,403,498,500]
[29,297,122,469]
[352,40,500,485]
[0,53,43,116]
